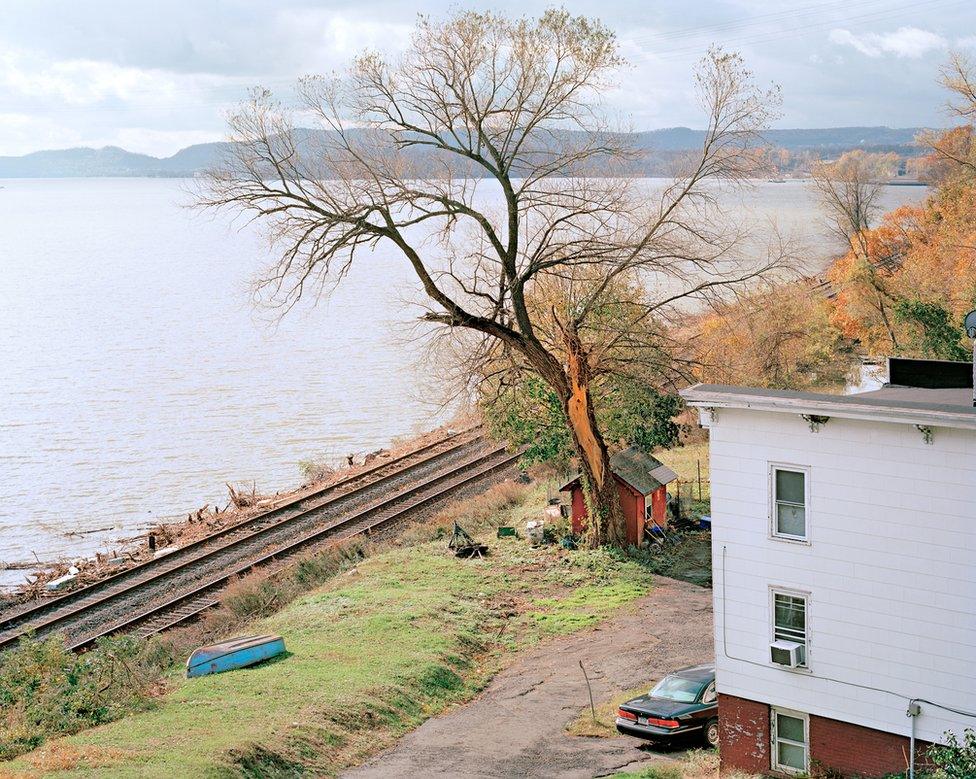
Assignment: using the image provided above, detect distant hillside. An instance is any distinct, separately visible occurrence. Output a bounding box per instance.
[0,126,927,178]
[635,125,923,152]
[0,142,234,178]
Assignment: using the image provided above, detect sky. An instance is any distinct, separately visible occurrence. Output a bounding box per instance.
[1,0,974,157]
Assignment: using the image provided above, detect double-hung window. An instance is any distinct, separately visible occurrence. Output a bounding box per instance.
[771,466,807,540]
[773,590,808,667]
[772,707,809,774]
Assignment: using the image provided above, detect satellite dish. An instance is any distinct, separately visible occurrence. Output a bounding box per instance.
[966,310,976,338]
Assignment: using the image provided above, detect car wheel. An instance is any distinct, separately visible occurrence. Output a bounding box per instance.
[704,718,719,748]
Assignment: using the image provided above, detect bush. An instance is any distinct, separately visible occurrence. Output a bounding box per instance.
[0,633,173,760]
[929,728,976,778]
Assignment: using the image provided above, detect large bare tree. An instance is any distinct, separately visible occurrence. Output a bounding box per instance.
[199,9,784,546]
[809,150,900,348]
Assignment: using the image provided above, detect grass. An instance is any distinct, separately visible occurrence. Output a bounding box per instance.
[565,685,648,738]
[530,581,649,633]
[608,749,721,778]
[608,749,766,779]
[655,439,710,503]
[636,532,713,589]
[2,481,659,778]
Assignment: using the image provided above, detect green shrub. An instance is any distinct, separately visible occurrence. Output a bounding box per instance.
[0,633,173,761]
[929,728,976,778]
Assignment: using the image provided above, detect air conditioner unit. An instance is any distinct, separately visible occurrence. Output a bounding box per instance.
[769,640,804,668]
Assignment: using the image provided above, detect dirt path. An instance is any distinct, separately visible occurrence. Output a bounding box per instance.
[342,577,713,779]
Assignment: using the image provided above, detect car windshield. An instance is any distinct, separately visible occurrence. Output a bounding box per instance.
[649,675,704,703]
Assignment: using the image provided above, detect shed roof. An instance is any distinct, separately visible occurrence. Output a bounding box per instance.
[559,447,678,497]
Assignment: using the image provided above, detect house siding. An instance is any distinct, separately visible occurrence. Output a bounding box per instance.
[709,408,976,755]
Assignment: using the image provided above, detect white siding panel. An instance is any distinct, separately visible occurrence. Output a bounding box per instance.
[710,408,976,745]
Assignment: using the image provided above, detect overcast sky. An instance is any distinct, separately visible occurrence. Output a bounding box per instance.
[1,0,974,157]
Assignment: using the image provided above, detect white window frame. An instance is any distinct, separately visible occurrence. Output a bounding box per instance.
[771,707,809,775]
[769,586,810,670]
[769,463,811,543]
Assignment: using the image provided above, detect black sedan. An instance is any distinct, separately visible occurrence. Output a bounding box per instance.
[615,664,718,747]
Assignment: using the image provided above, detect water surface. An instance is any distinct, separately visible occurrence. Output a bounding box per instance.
[0,177,927,583]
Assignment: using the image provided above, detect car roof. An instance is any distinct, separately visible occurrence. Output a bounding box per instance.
[669,664,715,682]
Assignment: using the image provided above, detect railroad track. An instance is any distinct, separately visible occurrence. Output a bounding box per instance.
[82,445,521,648]
[0,427,520,652]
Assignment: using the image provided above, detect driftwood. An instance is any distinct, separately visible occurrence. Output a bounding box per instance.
[226,482,258,509]
[9,423,470,604]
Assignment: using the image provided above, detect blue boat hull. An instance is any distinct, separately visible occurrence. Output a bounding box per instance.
[186,634,286,678]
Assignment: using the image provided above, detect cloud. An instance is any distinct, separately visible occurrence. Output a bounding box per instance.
[1,50,176,105]
[0,113,87,153]
[829,27,947,59]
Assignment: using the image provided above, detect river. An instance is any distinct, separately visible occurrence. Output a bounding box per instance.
[0,177,927,585]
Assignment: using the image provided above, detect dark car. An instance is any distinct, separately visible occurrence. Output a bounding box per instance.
[615,664,718,748]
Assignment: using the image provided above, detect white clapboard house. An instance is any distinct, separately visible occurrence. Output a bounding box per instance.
[681,357,976,778]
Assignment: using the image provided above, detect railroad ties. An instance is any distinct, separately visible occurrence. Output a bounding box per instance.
[0,427,521,652]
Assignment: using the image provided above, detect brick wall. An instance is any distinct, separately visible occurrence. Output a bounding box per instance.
[810,715,930,778]
[718,693,770,774]
[718,692,932,778]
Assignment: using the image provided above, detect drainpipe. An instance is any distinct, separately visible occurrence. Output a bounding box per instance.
[907,700,921,779]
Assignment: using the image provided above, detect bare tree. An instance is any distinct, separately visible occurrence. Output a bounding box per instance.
[923,52,976,176]
[809,150,899,256]
[809,150,900,348]
[199,9,785,547]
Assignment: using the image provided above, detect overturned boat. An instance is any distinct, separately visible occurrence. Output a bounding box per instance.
[186,634,286,678]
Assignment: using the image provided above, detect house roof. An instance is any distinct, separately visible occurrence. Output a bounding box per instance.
[559,447,678,497]
[680,383,976,431]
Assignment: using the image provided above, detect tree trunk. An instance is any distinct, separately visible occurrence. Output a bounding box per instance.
[562,333,627,549]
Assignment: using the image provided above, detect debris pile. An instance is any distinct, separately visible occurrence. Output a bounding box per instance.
[4,422,473,605]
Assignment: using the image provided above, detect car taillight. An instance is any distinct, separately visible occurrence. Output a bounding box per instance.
[647,718,680,728]
[617,709,637,721]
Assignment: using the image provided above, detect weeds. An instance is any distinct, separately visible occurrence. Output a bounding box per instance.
[1,471,707,773]
[611,766,684,779]
[625,532,713,588]
[609,749,741,779]
[565,685,648,738]
[0,633,173,761]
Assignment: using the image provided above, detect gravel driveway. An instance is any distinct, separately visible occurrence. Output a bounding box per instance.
[342,576,713,779]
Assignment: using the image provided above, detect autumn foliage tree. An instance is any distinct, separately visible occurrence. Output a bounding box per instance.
[824,54,976,360]
[693,281,851,390]
[199,10,786,547]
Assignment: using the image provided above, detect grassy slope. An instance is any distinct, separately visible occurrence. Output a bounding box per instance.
[655,440,710,502]
[4,489,656,778]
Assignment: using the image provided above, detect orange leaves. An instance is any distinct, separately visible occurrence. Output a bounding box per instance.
[693,282,849,390]
[823,171,976,357]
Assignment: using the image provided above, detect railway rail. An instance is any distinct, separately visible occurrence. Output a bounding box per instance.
[0,427,520,652]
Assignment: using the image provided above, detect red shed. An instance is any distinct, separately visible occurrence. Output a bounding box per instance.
[559,447,678,546]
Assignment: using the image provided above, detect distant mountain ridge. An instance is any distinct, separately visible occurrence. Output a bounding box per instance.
[0,126,926,178]
[0,143,230,178]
